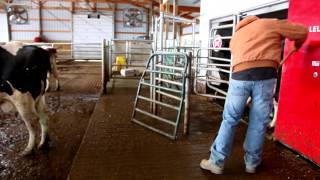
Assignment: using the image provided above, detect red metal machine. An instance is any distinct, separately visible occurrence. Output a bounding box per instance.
[275,0,320,166]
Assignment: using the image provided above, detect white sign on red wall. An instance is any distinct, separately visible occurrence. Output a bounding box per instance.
[212,34,222,52]
[309,25,320,32]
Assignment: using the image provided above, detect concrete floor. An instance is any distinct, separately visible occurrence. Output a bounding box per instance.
[68,79,320,180]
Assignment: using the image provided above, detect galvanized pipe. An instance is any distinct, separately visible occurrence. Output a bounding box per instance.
[155,77,183,86]
[206,83,228,96]
[155,64,184,71]
[208,56,231,62]
[145,69,183,77]
[132,118,175,140]
[137,95,179,110]
[195,63,231,67]
[155,90,181,101]
[196,67,231,74]
[196,77,229,84]
[163,13,194,23]
[135,108,176,126]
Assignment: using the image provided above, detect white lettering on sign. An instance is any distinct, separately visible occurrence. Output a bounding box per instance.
[312,61,320,67]
[309,25,320,32]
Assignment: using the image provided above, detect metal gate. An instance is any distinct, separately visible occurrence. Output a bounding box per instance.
[194,15,237,99]
[131,52,190,140]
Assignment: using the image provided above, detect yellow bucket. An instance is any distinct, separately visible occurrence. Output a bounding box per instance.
[115,56,126,71]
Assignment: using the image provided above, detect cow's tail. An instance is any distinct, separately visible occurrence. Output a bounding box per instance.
[6,80,14,93]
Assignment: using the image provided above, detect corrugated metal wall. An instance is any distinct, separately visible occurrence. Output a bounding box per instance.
[9,0,72,41]
[4,1,149,42]
[1,1,201,44]
[72,2,113,44]
[10,1,39,41]
[41,1,72,41]
[73,14,113,43]
[72,14,112,59]
[72,2,113,59]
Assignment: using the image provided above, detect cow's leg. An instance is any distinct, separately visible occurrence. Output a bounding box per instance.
[53,74,60,91]
[45,55,60,91]
[45,74,50,92]
[50,55,60,91]
[35,95,49,149]
[55,79,60,91]
[11,91,38,156]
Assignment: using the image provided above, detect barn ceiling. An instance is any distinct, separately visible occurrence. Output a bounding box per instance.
[2,0,200,19]
[31,0,201,19]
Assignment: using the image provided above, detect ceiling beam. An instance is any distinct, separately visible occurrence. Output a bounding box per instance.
[152,1,199,13]
[181,14,194,20]
[129,1,148,10]
[38,0,151,10]
[181,12,192,18]
[38,0,149,6]
[177,6,199,13]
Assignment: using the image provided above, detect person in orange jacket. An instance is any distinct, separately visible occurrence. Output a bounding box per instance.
[200,16,308,174]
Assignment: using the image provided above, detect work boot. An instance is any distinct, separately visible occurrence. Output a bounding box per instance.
[200,159,224,174]
[245,166,256,174]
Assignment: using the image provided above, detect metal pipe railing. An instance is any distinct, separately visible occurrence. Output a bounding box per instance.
[26,42,103,61]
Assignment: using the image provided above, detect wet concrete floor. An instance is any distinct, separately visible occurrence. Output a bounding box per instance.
[68,79,320,180]
[0,62,101,180]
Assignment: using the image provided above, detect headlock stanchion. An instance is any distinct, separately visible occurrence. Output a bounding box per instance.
[131,52,190,140]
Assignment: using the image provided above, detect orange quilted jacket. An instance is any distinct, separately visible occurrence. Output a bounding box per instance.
[230,16,308,72]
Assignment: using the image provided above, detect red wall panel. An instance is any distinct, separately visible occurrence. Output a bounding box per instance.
[275,0,320,166]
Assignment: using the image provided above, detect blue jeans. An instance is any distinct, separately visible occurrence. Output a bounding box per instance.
[209,78,276,168]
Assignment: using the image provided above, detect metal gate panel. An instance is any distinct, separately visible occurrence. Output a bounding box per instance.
[132,52,189,140]
[194,15,237,99]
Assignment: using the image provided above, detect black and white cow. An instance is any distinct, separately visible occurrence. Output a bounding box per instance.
[0,42,51,156]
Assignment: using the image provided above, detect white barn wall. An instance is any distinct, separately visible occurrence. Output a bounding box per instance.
[72,14,113,44]
[36,1,72,41]
[5,1,115,42]
[0,13,9,42]
[11,1,40,41]
[200,0,283,48]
